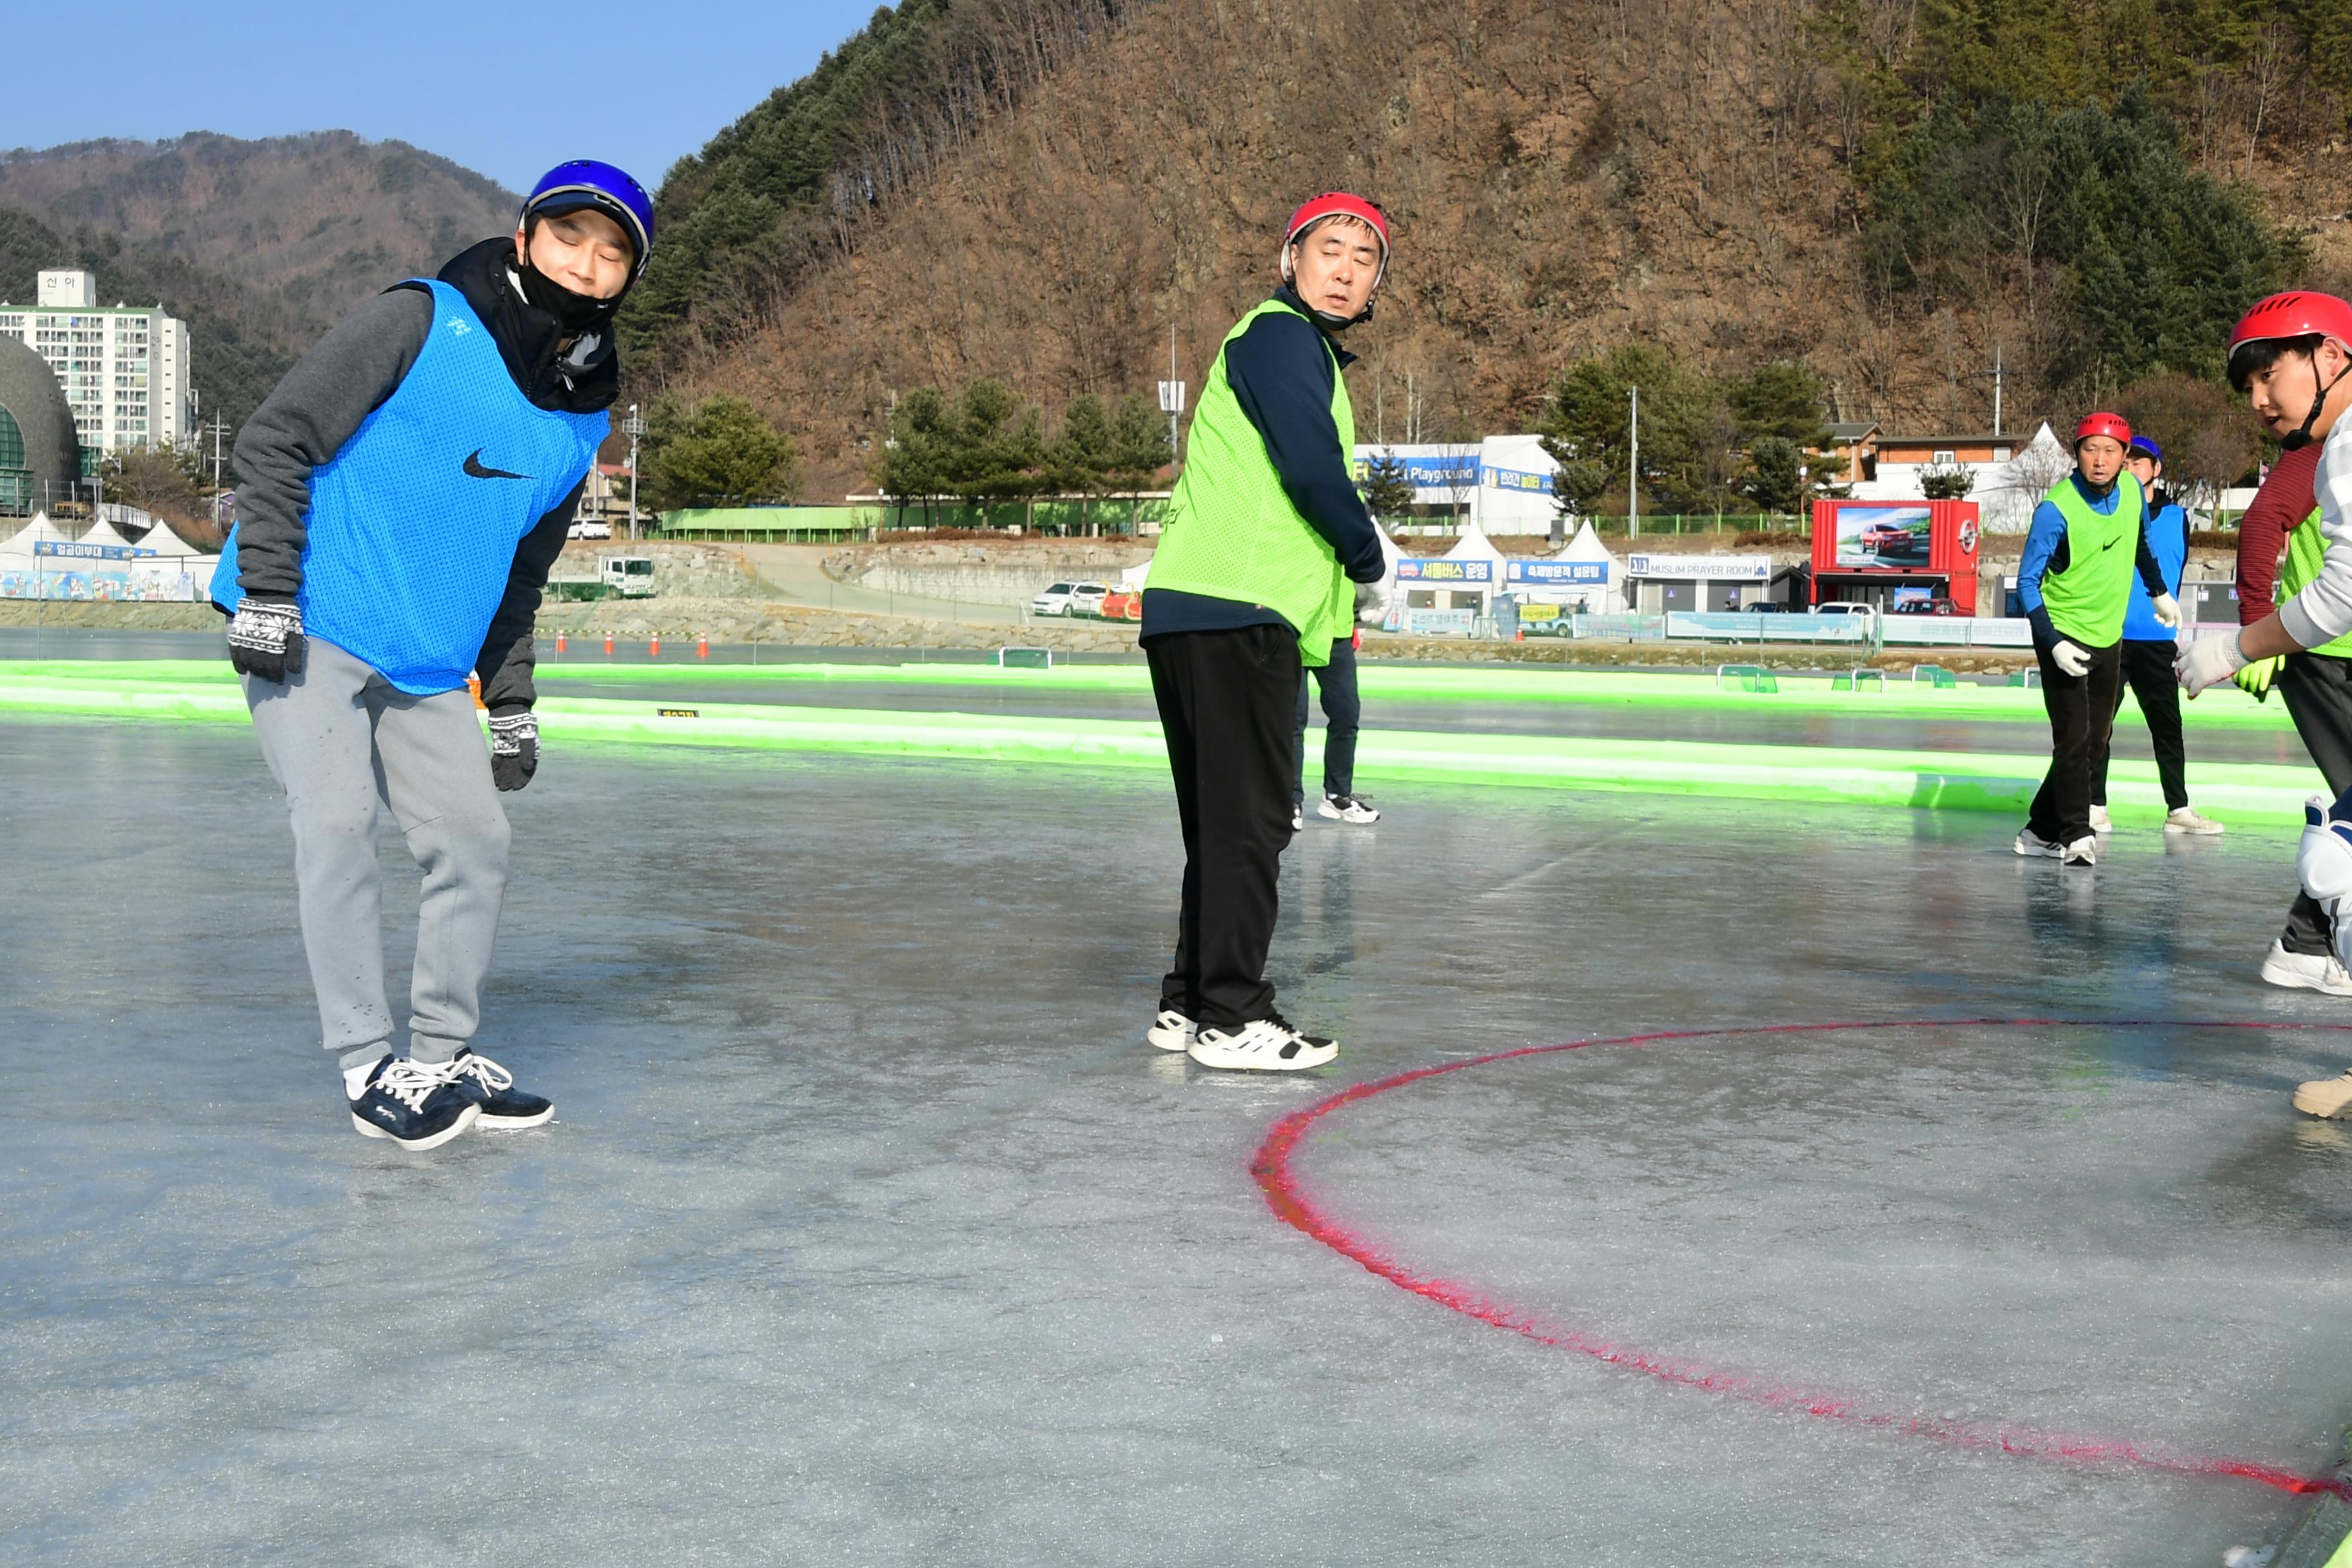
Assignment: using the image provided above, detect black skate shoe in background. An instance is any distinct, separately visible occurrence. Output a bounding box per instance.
[449,1048,554,1129]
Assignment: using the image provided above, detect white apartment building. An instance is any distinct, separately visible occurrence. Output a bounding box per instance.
[0,270,191,457]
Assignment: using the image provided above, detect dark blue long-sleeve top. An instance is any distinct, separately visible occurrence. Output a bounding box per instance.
[1142,286,1387,642]
[2121,494,2189,642]
[2015,472,2167,648]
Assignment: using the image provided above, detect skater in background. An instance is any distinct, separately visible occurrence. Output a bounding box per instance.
[2179,295,2352,1046]
[2088,435,2222,837]
[2013,412,2179,867]
[1139,191,1391,1072]
[213,161,654,1148]
[1293,622,1380,829]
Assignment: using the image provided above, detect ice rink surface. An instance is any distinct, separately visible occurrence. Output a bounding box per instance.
[8,712,2352,1565]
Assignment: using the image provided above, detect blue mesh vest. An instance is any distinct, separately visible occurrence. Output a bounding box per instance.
[213,279,608,694]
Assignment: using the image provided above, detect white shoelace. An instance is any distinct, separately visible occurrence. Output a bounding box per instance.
[373,1057,461,1111]
[452,1054,514,1093]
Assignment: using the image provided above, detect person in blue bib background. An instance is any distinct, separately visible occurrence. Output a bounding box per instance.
[2090,435,2224,838]
[211,161,653,1150]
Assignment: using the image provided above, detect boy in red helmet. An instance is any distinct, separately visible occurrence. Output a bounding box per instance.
[2012,411,2177,865]
[1139,193,1390,1072]
[2179,293,2352,1111]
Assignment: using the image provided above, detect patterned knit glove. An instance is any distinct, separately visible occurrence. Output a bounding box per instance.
[488,709,538,792]
[226,596,306,683]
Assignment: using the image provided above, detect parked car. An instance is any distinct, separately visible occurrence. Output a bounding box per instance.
[1891,597,1961,616]
[1031,582,1081,616]
[1740,602,1786,613]
[1066,582,1110,617]
[567,519,612,540]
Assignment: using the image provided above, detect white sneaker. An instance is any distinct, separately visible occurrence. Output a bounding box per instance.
[1146,1008,1196,1052]
[2089,804,2113,834]
[1291,805,1304,834]
[1318,792,1380,824]
[2164,806,2224,835]
[2014,827,2063,858]
[2259,939,2352,996]
[1187,1014,1339,1072]
[2295,1070,2352,1118]
[2299,794,2352,968]
[2061,836,2097,865]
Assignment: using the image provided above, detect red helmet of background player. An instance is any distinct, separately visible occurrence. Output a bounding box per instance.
[1279,192,1391,289]
[2074,411,2132,447]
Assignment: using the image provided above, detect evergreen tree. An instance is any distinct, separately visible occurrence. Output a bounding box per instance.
[641,393,802,510]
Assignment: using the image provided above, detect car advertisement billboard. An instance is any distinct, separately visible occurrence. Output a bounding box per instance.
[1832,505,1932,569]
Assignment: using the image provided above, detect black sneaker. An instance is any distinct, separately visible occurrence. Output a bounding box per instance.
[349,1056,478,1150]
[449,1048,554,1129]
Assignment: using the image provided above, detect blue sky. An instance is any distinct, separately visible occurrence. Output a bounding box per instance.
[0,0,881,195]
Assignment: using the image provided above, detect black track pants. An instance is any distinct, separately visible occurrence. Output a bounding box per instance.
[1292,635,1362,804]
[1148,625,1301,1030]
[2092,638,2189,811]
[2277,652,2352,953]
[2027,637,2122,846]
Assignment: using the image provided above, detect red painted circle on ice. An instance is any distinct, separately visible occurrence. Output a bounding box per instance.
[1251,1017,2352,1500]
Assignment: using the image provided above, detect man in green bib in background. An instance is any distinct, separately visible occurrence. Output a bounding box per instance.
[1138,192,1391,1072]
[2013,411,2180,866]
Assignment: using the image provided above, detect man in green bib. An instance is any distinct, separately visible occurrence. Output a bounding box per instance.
[2012,411,2178,865]
[1139,192,1391,1072]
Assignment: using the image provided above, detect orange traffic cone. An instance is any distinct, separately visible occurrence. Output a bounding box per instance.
[697,633,709,658]
[603,633,614,655]
[555,632,567,654]
[650,634,662,657]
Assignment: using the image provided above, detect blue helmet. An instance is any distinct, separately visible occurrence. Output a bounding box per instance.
[522,161,655,281]
[2128,434,2163,463]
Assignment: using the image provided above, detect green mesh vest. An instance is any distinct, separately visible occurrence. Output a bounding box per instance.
[2278,507,2352,656]
[2038,474,2144,647]
[1148,299,1354,667]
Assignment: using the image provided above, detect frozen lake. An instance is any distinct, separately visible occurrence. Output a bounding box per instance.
[5,714,2351,1565]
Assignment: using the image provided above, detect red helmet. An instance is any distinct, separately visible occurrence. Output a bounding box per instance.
[2229,291,2352,355]
[2074,411,2132,447]
[1280,192,1391,287]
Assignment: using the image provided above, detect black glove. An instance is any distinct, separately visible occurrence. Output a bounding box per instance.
[488,709,538,792]
[226,596,306,682]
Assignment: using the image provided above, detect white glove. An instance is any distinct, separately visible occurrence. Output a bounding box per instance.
[2050,639,2092,678]
[2176,631,2248,696]
[2151,592,2181,629]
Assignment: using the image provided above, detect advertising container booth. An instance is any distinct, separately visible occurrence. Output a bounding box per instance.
[1808,498,1981,614]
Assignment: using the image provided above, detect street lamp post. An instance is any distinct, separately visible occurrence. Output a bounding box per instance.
[622,404,647,540]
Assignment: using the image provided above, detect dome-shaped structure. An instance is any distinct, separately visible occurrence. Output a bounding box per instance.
[0,332,81,513]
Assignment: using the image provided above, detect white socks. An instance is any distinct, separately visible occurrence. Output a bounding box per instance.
[342,1059,381,1101]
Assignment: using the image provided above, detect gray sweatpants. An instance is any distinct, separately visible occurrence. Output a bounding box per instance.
[243,637,510,1072]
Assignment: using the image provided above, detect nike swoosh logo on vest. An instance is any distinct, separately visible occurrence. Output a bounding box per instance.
[464,450,530,480]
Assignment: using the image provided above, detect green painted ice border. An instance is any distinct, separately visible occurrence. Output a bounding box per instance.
[3,658,2299,730]
[0,665,2318,826]
[2268,1428,2352,1567]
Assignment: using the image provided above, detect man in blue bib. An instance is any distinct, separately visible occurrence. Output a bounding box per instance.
[213,161,654,1149]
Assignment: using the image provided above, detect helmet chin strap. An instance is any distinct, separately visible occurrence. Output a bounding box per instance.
[2283,346,2352,451]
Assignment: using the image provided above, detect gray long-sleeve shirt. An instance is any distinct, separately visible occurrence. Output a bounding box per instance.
[230,288,584,711]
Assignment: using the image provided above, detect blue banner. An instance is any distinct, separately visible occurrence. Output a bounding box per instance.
[1507,559,1607,585]
[34,540,155,560]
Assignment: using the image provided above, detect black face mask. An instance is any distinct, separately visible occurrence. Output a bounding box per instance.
[514,257,620,334]
[431,237,621,415]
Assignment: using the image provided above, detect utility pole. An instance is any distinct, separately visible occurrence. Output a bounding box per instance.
[622,402,646,541]
[1157,327,1186,471]
[1992,344,2004,438]
[1627,384,1640,540]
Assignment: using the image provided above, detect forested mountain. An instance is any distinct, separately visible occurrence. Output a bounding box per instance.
[0,132,518,428]
[629,0,2352,500]
[0,133,516,325]
[0,206,301,431]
